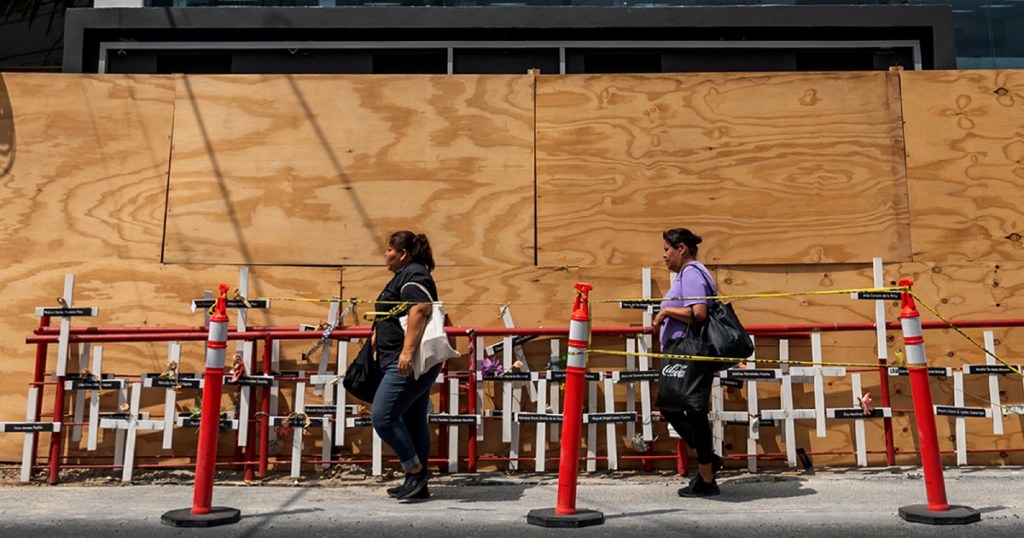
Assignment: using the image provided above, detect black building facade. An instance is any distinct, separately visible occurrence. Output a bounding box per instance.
[62,6,956,74]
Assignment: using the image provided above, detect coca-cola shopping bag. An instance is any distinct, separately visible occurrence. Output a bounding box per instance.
[656,356,718,413]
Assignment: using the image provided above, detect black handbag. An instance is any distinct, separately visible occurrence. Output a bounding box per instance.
[706,301,754,362]
[690,267,755,365]
[342,337,383,404]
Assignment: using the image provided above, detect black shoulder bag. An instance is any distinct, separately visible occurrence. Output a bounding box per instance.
[342,334,383,404]
[691,266,755,368]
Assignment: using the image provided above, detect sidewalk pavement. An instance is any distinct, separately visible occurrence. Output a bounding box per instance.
[0,467,1021,537]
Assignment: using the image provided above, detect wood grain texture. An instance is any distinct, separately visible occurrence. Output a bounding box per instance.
[0,73,175,264]
[900,70,1024,262]
[536,72,911,266]
[884,262,1024,371]
[163,75,536,266]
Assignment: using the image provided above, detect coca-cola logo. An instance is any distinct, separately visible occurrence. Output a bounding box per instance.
[661,363,687,378]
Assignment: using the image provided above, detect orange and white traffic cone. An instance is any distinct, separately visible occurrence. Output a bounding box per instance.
[897,278,979,525]
[528,282,604,528]
[162,283,241,528]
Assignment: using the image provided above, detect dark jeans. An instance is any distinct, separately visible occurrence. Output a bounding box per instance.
[662,408,714,465]
[371,360,442,472]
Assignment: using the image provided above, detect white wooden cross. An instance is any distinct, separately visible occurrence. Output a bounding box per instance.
[99,380,166,481]
[343,414,382,476]
[941,369,993,465]
[36,274,98,377]
[825,372,893,466]
[308,342,357,469]
[961,331,1021,437]
[69,342,91,443]
[141,342,204,450]
[0,387,61,482]
[758,335,846,468]
[713,337,775,472]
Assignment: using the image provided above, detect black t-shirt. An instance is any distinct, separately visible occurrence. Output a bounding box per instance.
[373,262,437,368]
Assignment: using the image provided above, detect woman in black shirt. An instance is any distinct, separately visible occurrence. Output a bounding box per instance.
[370,231,443,501]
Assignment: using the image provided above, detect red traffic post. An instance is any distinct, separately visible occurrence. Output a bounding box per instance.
[528,282,604,528]
[162,284,241,528]
[896,279,979,525]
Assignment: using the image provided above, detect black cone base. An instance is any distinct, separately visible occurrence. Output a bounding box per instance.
[898,504,981,525]
[161,506,241,528]
[527,507,604,528]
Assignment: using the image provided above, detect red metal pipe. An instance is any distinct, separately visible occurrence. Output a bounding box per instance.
[31,316,50,477]
[259,336,272,478]
[748,318,1024,333]
[437,361,449,472]
[47,374,66,485]
[466,331,478,473]
[619,454,679,460]
[243,339,259,482]
[36,326,211,334]
[29,317,1024,346]
[26,329,362,344]
[754,331,812,339]
[642,442,654,472]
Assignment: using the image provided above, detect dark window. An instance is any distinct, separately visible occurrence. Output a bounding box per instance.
[795,50,876,71]
[372,50,447,74]
[157,53,233,74]
[579,51,662,73]
[662,49,798,72]
[233,50,373,74]
[453,49,560,74]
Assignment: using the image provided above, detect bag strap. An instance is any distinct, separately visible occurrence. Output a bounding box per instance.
[676,264,712,339]
[400,281,436,302]
[399,282,437,322]
[683,263,719,307]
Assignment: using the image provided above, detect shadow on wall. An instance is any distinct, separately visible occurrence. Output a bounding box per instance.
[0,75,13,178]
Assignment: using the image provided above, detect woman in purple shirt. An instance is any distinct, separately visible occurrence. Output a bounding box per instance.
[652,228,724,497]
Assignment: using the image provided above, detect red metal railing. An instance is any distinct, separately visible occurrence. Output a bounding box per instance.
[20,316,1024,482]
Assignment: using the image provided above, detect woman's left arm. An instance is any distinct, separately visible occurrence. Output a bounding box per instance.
[397,303,432,376]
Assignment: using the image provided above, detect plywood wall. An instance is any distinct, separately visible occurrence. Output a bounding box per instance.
[163,75,536,267]
[535,72,912,266]
[0,70,1022,471]
[0,73,177,461]
[900,70,1024,263]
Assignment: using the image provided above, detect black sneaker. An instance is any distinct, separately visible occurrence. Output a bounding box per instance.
[394,468,431,500]
[387,472,417,498]
[400,484,430,501]
[687,453,725,488]
[678,475,720,497]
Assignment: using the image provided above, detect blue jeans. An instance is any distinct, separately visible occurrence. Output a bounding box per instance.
[371,360,442,472]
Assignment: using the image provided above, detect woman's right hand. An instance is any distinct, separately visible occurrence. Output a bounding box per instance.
[652,309,667,327]
[397,352,414,376]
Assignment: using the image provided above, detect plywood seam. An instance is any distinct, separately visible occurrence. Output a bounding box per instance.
[532,72,539,267]
[891,69,915,263]
[160,74,180,265]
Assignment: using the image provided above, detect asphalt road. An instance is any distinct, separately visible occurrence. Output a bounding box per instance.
[0,467,1020,537]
